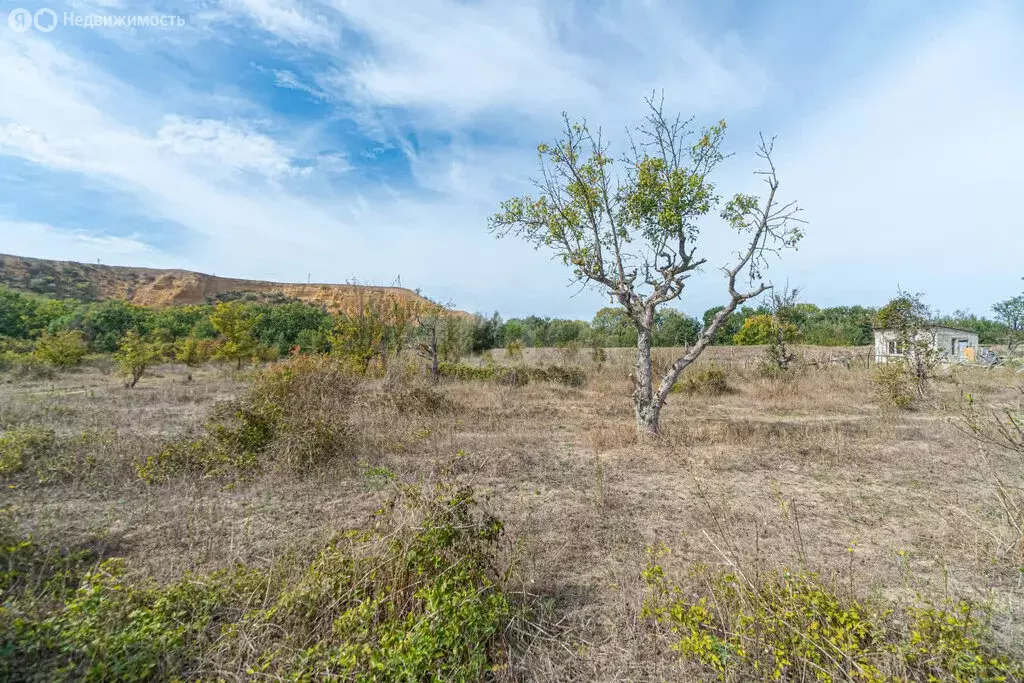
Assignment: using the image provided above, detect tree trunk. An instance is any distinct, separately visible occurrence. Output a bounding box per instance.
[633,315,661,436]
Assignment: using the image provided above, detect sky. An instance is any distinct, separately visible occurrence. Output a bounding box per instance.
[0,0,1021,320]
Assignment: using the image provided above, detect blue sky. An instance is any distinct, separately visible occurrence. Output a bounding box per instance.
[1,0,1022,320]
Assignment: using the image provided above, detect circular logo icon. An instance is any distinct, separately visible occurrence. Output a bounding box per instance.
[7,7,33,32]
[34,8,57,32]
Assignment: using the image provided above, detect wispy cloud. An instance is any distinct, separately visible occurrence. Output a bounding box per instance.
[223,0,339,46]
[156,115,304,179]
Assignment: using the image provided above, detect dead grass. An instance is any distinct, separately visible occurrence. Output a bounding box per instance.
[1,348,1022,680]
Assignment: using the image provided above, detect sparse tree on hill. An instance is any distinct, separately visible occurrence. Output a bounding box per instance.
[489,95,804,436]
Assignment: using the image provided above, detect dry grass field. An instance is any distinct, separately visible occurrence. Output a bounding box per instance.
[2,345,1023,680]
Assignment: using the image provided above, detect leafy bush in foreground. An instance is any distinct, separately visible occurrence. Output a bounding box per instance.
[643,548,1022,682]
[1,482,512,681]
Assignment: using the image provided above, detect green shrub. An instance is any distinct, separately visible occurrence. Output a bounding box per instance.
[558,341,580,363]
[1,482,513,681]
[0,425,55,478]
[643,550,1023,682]
[139,354,357,482]
[732,313,798,346]
[505,338,524,361]
[672,363,729,395]
[0,340,35,372]
[530,364,587,388]
[873,361,914,408]
[33,330,88,369]
[0,511,99,603]
[9,354,58,380]
[174,336,217,367]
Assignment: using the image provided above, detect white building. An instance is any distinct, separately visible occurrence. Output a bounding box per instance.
[873,325,979,364]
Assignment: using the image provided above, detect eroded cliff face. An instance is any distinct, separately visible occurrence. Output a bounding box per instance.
[0,253,453,316]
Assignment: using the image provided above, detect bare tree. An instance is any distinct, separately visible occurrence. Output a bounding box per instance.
[489,95,804,436]
[411,301,444,383]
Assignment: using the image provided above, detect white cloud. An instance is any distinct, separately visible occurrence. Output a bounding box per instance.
[223,0,339,46]
[330,0,596,122]
[0,35,367,272]
[271,69,326,99]
[323,0,766,129]
[156,116,302,179]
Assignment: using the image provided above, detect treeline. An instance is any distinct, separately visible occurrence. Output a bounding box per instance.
[0,286,1014,360]
[502,303,1010,348]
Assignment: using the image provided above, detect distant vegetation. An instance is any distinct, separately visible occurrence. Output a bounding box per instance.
[0,285,1016,369]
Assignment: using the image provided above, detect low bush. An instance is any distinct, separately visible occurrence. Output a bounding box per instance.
[438,361,586,388]
[558,341,580,363]
[1,482,513,681]
[643,549,1023,681]
[0,426,127,485]
[381,383,456,416]
[33,330,88,369]
[505,338,524,361]
[174,336,218,367]
[0,511,100,605]
[672,363,730,395]
[532,364,587,388]
[0,425,56,478]
[8,355,58,380]
[0,339,36,373]
[139,354,358,482]
[873,361,915,409]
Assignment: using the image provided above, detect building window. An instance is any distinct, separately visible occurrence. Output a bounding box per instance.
[887,340,897,354]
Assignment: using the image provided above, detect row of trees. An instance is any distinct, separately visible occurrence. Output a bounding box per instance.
[1,284,1020,360]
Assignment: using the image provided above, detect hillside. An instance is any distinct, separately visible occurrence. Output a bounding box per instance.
[0,253,457,316]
